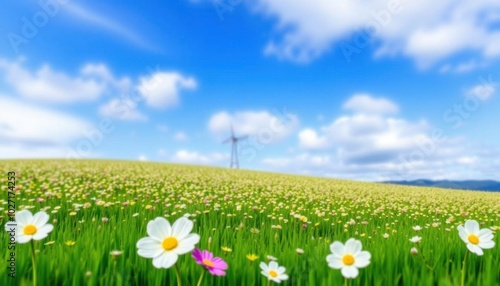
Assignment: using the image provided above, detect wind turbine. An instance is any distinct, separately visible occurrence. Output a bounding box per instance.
[222,125,248,169]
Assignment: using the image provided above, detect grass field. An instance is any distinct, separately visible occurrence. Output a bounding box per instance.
[1,160,499,285]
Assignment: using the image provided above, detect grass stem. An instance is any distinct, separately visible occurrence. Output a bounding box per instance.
[461,251,468,286]
[30,240,37,286]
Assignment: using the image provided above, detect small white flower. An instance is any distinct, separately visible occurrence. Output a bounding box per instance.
[326,238,371,279]
[409,236,421,243]
[266,255,278,261]
[260,261,289,283]
[5,210,53,243]
[296,248,304,255]
[136,217,200,268]
[110,250,123,258]
[413,225,422,231]
[383,233,389,239]
[457,220,495,256]
[410,247,418,255]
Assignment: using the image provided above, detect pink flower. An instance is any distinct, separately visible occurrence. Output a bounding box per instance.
[192,248,228,276]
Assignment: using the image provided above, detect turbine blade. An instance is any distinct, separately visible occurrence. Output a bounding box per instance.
[237,135,248,140]
[222,137,232,144]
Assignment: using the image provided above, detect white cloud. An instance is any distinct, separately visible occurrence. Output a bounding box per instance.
[263,153,332,169]
[81,63,132,93]
[0,59,106,103]
[0,58,132,104]
[138,155,148,161]
[99,99,147,121]
[171,150,229,165]
[173,131,188,142]
[0,96,92,158]
[273,93,500,180]
[138,72,196,109]
[298,112,430,164]
[208,110,299,143]
[404,21,481,69]
[298,95,427,155]
[466,83,496,101]
[439,60,488,74]
[298,129,328,150]
[253,0,500,67]
[64,3,156,51]
[263,143,500,181]
[343,94,399,114]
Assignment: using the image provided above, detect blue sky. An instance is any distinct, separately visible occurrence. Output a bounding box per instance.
[1,0,499,181]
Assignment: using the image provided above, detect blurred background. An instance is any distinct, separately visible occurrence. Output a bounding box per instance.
[1,0,499,182]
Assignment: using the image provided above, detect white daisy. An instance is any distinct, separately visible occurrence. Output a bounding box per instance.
[326,238,371,279]
[410,247,418,255]
[5,210,53,243]
[260,261,289,283]
[457,220,495,256]
[136,217,200,268]
[409,236,422,243]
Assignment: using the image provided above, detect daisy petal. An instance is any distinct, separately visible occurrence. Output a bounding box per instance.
[137,237,163,258]
[347,239,362,255]
[174,233,200,255]
[5,222,17,233]
[152,251,178,269]
[354,251,371,268]
[17,234,32,244]
[269,261,278,269]
[478,240,495,249]
[16,210,33,225]
[477,228,493,241]
[138,248,164,259]
[203,250,214,261]
[341,266,359,279]
[457,226,469,243]
[467,243,483,256]
[137,237,160,248]
[277,266,286,274]
[38,224,53,235]
[465,220,479,234]
[172,217,193,240]
[330,241,345,256]
[32,232,48,241]
[212,258,228,269]
[270,277,281,283]
[279,273,289,281]
[192,248,203,263]
[147,217,171,241]
[326,255,343,269]
[260,262,269,272]
[209,268,226,276]
[33,212,50,228]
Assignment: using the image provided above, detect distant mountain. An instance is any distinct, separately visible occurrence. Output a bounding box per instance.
[383,180,500,192]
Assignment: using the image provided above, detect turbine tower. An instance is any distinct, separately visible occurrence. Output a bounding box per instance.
[223,125,248,169]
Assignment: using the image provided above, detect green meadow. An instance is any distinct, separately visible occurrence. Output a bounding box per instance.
[1,160,499,285]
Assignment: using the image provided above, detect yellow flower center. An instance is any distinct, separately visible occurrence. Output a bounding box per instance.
[468,234,479,245]
[203,259,214,267]
[24,225,37,235]
[342,254,355,266]
[162,237,178,251]
[269,270,278,278]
